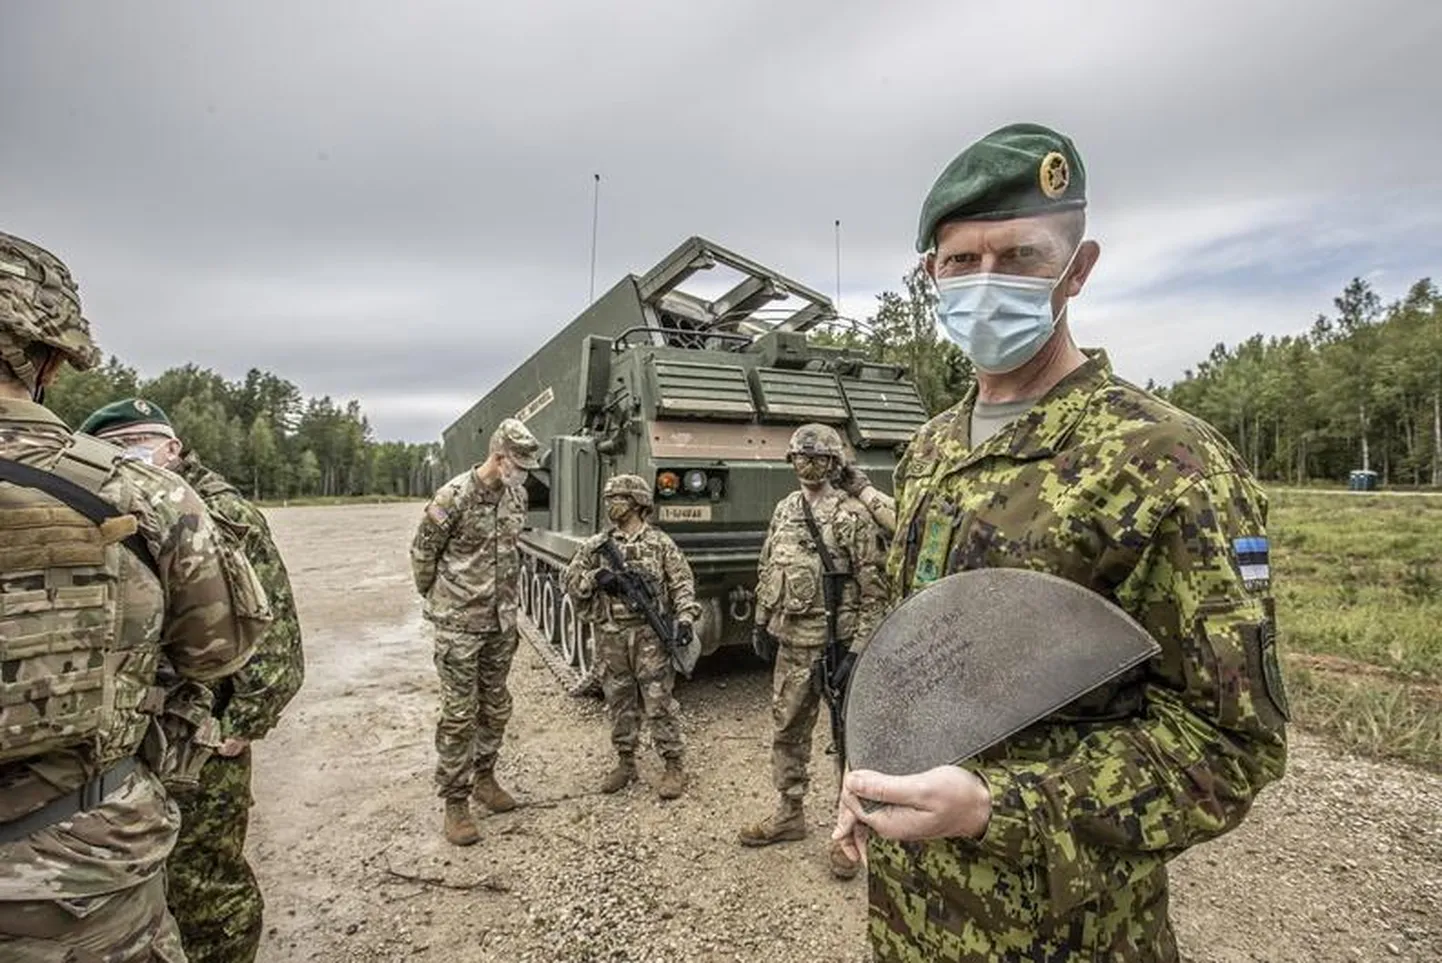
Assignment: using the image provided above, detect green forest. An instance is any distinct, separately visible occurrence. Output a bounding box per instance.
[823,269,1442,488]
[45,363,442,500]
[43,272,1440,499]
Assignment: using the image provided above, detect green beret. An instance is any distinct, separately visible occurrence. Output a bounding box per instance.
[79,398,176,440]
[915,122,1087,252]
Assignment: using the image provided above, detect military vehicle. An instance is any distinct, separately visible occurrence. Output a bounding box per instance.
[440,236,928,680]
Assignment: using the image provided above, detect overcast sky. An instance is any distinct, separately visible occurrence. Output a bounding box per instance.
[4,1,1439,442]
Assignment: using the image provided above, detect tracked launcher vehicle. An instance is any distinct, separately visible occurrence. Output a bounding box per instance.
[440,237,929,681]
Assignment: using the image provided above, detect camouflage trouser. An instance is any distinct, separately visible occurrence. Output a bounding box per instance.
[0,872,187,962]
[596,623,682,759]
[433,625,520,799]
[771,642,826,800]
[167,749,261,963]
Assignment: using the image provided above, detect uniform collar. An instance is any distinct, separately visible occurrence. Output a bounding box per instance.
[952,348,1113,465]
[0,398,69,427]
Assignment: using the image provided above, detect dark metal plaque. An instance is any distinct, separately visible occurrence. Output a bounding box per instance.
[843,568,1161,778]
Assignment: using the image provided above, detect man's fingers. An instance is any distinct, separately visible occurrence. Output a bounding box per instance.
[844,769,921,809]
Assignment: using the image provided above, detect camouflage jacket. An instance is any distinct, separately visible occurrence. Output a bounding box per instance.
[563,523,700,629]
[177,454,304,741]
[755,487,889,648]
[869,351,1288,962]
[0,400,266,900]
[411,467,526,634]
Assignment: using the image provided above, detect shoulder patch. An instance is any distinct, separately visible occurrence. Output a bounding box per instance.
[426,503,451,526]
[1233,535,1270,590]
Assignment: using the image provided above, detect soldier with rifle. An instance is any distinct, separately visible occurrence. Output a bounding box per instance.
[737,424,888,880]
[563,474,700,800]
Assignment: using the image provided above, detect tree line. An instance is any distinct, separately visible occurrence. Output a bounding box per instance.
[44,271,1438,499]
[46,361,443,500]
[832,268,1442,488]
[1155,277,1442,486]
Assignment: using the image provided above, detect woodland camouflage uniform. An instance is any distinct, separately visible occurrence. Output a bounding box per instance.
[78,398,307,963]
[866,124,1288,961]
[168,453,304,963]
[0,230,268,963]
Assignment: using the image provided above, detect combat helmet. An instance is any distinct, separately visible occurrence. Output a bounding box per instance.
[603,473,654,510]
[786,423,845,462]
[0,231,100,390]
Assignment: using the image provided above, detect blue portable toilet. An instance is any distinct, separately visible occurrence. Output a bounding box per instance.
[1348,469,1379,491]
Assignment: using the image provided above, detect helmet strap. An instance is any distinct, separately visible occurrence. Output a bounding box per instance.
[0,334,39,396]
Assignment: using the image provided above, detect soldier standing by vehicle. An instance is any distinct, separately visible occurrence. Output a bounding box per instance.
[562,474,700,800]
[0,229,268,961]
[738,424,888,880]
[832,123,1288,961]
[411,418,540,847]
[79,398,305,963]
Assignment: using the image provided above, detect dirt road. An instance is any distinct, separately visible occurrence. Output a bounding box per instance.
[248,503,1441,962]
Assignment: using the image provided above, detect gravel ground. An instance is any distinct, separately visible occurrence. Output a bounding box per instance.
[247,503,1441,962]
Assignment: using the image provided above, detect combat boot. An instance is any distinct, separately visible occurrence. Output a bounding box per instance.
[737,796,807,847]
[472,771,517,813]
[828,838,860,880]
[443,800,479,847]
[600,754,636,794]
[658,758,687,800]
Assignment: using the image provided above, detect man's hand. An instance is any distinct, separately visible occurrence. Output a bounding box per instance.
[835,461,871,498]
[831,787,871,868]
[677,620,693,644]
[216,737,251,758]
[751,625,778,662]
[838,765,992,842]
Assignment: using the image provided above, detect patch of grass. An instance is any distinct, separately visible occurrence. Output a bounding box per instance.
[1267,487,1442,769]
[1270,489,1442,678]
[1282,661,1442,771]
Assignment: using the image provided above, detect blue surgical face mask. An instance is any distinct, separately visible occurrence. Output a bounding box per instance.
[122,444,161,464]
[933,245,1081,374]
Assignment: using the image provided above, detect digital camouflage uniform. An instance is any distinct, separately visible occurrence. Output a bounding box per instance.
[754,487,889,801]
[0,231,267,963]
[870,350,1289,961]
[167,453,303,963]
[411,458,529,801]
[563,516,700,764]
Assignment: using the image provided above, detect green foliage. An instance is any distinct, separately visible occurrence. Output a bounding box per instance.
[813,265,973,415]
[45,361,443,500]
[1158,277,1442,486]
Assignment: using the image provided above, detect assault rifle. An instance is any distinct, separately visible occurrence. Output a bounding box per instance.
[595,538,697,678]
[799,497,855,771]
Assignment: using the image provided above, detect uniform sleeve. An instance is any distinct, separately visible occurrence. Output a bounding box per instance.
[410,486,459,595]
[857,486,898,539]
[844,505,892,651]
[216,499,305,740]
[966,470,1288,916]
[563,537,600,600]
[754,499,787,628]
[151,484,266,684]
[661,535,700,623]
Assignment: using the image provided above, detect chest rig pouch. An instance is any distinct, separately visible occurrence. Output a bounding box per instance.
[0,437,158,766]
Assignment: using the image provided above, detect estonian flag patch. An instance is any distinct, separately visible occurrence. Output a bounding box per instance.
[1233,535,1271,589]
